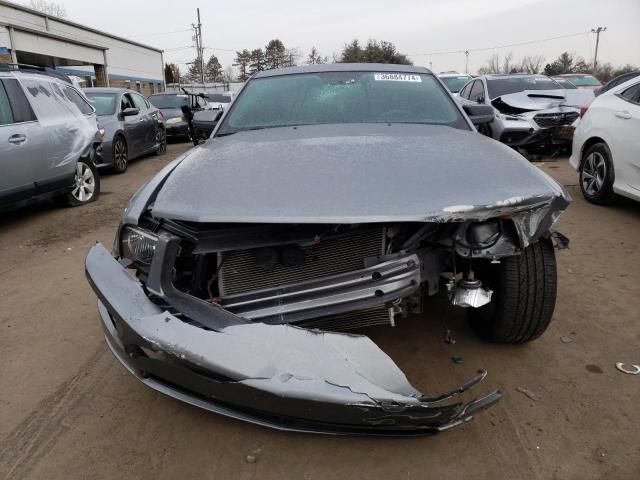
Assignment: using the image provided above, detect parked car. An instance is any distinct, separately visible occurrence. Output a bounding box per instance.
[552,74,602,91]
[148,92,209,140]
[437,72,473,93]
[570,77,640,204]
[553,78,578,89]
[84,88,166,173]
[595,70,640,96]
[206,92,233,109]
[1,66,101,210]
[457,74,593,153]
[86,64,571,435]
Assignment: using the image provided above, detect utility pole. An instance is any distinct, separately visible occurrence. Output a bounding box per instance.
[464,50,469,74]
[192,8,206,90]
[591,26,607,72]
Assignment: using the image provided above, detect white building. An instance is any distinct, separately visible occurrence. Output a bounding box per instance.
[0,0,164,95]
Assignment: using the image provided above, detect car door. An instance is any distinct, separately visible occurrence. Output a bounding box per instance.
[610,81,640,190]
[121,93,147,156]
[0,78,48,206]
[131,93,155,151]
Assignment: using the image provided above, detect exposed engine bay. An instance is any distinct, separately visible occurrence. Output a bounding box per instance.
[131,217,528,332]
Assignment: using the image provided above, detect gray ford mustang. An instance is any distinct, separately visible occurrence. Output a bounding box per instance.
[86,64,570,435]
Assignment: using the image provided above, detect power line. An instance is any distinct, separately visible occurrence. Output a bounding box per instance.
[123,28,192,38]
[409,31,591,57]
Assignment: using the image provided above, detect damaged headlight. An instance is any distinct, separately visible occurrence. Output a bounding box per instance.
[120,226,158,265]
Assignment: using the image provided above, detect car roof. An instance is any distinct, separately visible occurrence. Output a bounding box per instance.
[554,73,596,78]
[481,74,550,80]
[253,63,432,79]
[437,73,472,78]
[0,68,72,84]
[84,87,135,94]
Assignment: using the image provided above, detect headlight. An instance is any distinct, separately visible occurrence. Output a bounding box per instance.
[120,226,158,265]
[165,116,185,125]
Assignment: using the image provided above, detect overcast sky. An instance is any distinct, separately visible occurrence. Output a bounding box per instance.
[42,0,640,74]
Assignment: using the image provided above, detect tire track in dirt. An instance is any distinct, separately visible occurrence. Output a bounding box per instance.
[0,345,113,480]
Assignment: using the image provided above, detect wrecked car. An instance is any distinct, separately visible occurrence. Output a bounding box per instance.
[458,74,594,154]
[86,64,570,435]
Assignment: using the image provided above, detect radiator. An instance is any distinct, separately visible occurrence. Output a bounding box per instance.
[218,227,386,296]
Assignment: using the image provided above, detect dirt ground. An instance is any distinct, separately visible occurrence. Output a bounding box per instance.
[1,142,639,480]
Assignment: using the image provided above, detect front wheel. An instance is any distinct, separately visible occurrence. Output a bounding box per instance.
[155,126,167,155]
[64,158,100,207]
[468,238,557,343]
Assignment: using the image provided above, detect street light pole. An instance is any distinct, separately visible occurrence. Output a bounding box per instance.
[465,50,469,74]
[591,26,607,71]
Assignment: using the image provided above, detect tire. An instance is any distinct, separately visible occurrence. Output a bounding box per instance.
[64,158,100,207]
[579,142,616,205]
[112,136,128,174]
[155,126,167,156]
[468,238,557,343]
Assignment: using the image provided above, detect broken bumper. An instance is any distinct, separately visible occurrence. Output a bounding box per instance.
[86,242,501,436]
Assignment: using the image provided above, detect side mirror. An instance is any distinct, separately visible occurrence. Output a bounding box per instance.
[463,104,494,126]
[122,107,139,117]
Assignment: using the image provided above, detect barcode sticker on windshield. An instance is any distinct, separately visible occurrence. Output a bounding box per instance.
[374,73,422,82]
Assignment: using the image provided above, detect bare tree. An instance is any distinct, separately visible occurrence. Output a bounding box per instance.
[26,0,66,17]
[519,55,545,74]
[502,52,514,74]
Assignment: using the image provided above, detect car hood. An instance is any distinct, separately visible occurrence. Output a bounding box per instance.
[496,89,594,110]
[151,123,569,227]
[158,107,184,119]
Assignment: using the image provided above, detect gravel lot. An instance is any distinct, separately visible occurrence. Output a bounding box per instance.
[1,142,639,479]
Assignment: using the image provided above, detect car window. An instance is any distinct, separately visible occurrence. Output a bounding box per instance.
[566,75,601,87]
[148,94,189,109]
[131,93,147,111]
[218,71,469,135]
[64,87,94,115]
[620,83,640,104]
[487,77,562,99]
[440,76,472,93]
[2,79,36,123]
[207,93,232,103]
[459,81,472,99]
[469,80,484,102]
[121,93,135,111]
[0,82,14,125]
[85,93,117,115]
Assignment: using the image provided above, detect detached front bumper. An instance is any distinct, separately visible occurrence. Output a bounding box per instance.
[86,242,501,436]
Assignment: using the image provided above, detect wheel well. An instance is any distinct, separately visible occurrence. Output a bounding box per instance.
[579,137,607,167]
[113,133,127,147]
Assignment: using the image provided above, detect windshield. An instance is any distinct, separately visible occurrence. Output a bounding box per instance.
[85,93,116,116]
[440,75,472,93]
[148,94,189,109]
[487,77,563,98]
[217,71,467,135]
[555,79,577,89]
[207,93,232,103]
[565,75,601,87]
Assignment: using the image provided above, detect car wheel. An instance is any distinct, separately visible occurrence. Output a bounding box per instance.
[65,158,100,207]
[579,143,616,205]
[155,126,167,156]
[112,136,128,174]
[468,237,556,343]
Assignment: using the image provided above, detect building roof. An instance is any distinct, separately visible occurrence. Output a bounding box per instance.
[0,0,163,53]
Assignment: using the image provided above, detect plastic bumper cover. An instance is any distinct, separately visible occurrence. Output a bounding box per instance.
[86,242,501,436]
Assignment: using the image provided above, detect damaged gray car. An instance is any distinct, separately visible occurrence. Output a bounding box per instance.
[86,64,570,435]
